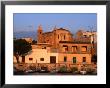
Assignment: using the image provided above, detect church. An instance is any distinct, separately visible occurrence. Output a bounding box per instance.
[37,25,73,48]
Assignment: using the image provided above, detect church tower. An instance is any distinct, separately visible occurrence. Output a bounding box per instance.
[37,25,43,43]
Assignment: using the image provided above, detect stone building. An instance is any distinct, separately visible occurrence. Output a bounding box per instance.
[37,25,73,48]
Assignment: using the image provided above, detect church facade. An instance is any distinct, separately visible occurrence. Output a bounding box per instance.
[37,25,73,48]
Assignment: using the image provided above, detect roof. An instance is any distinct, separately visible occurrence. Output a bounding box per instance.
[42,32,52,34]
[59,41,91,44]
[53,28,71,32]
[42,27,73,35]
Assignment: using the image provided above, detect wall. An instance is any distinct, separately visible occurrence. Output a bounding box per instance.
[59,43,92,54]
[13,48,58,64]
[58,53,91,64]
[55,29,73,47]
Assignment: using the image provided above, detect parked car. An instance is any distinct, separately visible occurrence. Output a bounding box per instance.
[40,67,48,73]
[36,67,41,72]
[80,70,87,75]
[50,69,59,74]
[25,69,33,73]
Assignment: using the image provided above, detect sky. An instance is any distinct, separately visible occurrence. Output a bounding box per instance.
[14,13,97,34]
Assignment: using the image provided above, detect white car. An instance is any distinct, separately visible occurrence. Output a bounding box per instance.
[25,70,33,73]
[80,70,87,75]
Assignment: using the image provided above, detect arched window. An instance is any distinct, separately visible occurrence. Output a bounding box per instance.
[64,35,65,40]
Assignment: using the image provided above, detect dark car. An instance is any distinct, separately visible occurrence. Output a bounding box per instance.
[40,67,48,73]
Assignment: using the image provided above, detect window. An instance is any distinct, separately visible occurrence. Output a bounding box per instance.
[58,34,59,39]
[64,35,66,40]
[64,56,67,62]
[65,47,68,51]
[63,45,68,52]
[72,46,77,52]
[73,57,76,63]
[50,56,56,63]
[82,46,87,52]
[40,58,44,61]
[29,58,33,60]
[84,35,87,38]
[83,57,86,62]
[46,40,49,43]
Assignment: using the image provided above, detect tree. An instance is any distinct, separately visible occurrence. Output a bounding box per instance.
[14,39,32,63]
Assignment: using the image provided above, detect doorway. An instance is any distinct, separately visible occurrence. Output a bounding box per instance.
[50,56,56,63]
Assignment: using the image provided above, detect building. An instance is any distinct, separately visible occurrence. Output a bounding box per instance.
[14,25,96,71]
[37,25,73,48]
[58,41,92,64]
[14,45,58,64]
[82,31,97,43]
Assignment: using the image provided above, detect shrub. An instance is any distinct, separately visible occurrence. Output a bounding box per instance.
[29,65,36,70]
[59,66,67,73]
[71,67,78,72]
[86,68,93,74]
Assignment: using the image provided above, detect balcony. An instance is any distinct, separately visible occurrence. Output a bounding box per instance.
[60,50,90,54]
[50,48,59,53]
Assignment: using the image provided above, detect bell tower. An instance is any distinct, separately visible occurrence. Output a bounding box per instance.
[37,25,43,43]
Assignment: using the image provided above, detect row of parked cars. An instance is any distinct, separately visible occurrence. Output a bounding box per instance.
[14,65,97,75]
[25,66,49,73]
[14,66,49,75]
